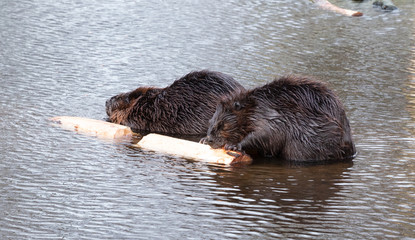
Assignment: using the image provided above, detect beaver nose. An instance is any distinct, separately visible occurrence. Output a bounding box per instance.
[105,98,111,109]
[106,95,118,108]
[105,97,115,115]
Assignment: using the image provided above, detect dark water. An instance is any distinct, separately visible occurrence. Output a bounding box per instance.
[1,0,414,239]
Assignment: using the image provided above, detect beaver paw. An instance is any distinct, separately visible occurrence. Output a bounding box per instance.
[224,143,242,152]
[199,137,208,145]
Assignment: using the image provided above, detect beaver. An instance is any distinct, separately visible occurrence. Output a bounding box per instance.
[105,70,245,135]
[201,76,356,162]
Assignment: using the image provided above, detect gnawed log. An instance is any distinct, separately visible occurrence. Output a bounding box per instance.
[50,116,133,139]
[136,133,252,166]
[50,116,252,166]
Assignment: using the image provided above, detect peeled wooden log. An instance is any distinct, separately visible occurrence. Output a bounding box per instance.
[50,116,134,139]
[136,133,252,166]
[50,116,252,166]
[313,0,363,17]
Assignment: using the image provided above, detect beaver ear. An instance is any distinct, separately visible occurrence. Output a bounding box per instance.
[233,101,243,111]
[129,87,146,100]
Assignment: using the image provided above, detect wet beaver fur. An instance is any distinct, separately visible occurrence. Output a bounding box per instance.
[106,70,245,135]
[202,76,356,162]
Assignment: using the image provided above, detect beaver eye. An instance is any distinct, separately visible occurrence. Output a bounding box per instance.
[233,101,243,111]
[216,122,224,131]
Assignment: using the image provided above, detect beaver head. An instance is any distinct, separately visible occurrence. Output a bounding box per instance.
[105,87,157,125]
[203,92,256,149]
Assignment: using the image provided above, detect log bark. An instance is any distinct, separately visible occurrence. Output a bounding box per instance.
[313,0,363,17]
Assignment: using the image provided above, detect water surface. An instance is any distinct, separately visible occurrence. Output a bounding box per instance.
[1,0,414,239]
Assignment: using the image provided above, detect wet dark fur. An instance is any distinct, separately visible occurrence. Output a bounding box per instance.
[202,76,356,162]
[106,70,245,135]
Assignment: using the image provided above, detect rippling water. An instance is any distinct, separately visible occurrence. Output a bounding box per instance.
[1,0,414,239]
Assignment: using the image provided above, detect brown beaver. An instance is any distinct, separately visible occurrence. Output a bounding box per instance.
[201,76,356,162]
[105,70,245,135]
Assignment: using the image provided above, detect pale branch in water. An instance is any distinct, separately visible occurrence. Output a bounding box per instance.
[312,0,398,16]
[312,0,363,16]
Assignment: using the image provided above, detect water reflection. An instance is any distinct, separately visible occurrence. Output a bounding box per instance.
[210,162,352,222]
[402,34,415,171]
[405,36,415,130]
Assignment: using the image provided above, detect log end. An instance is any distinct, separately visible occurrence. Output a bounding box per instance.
[226,150,253,166]
[352,11,363,17]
